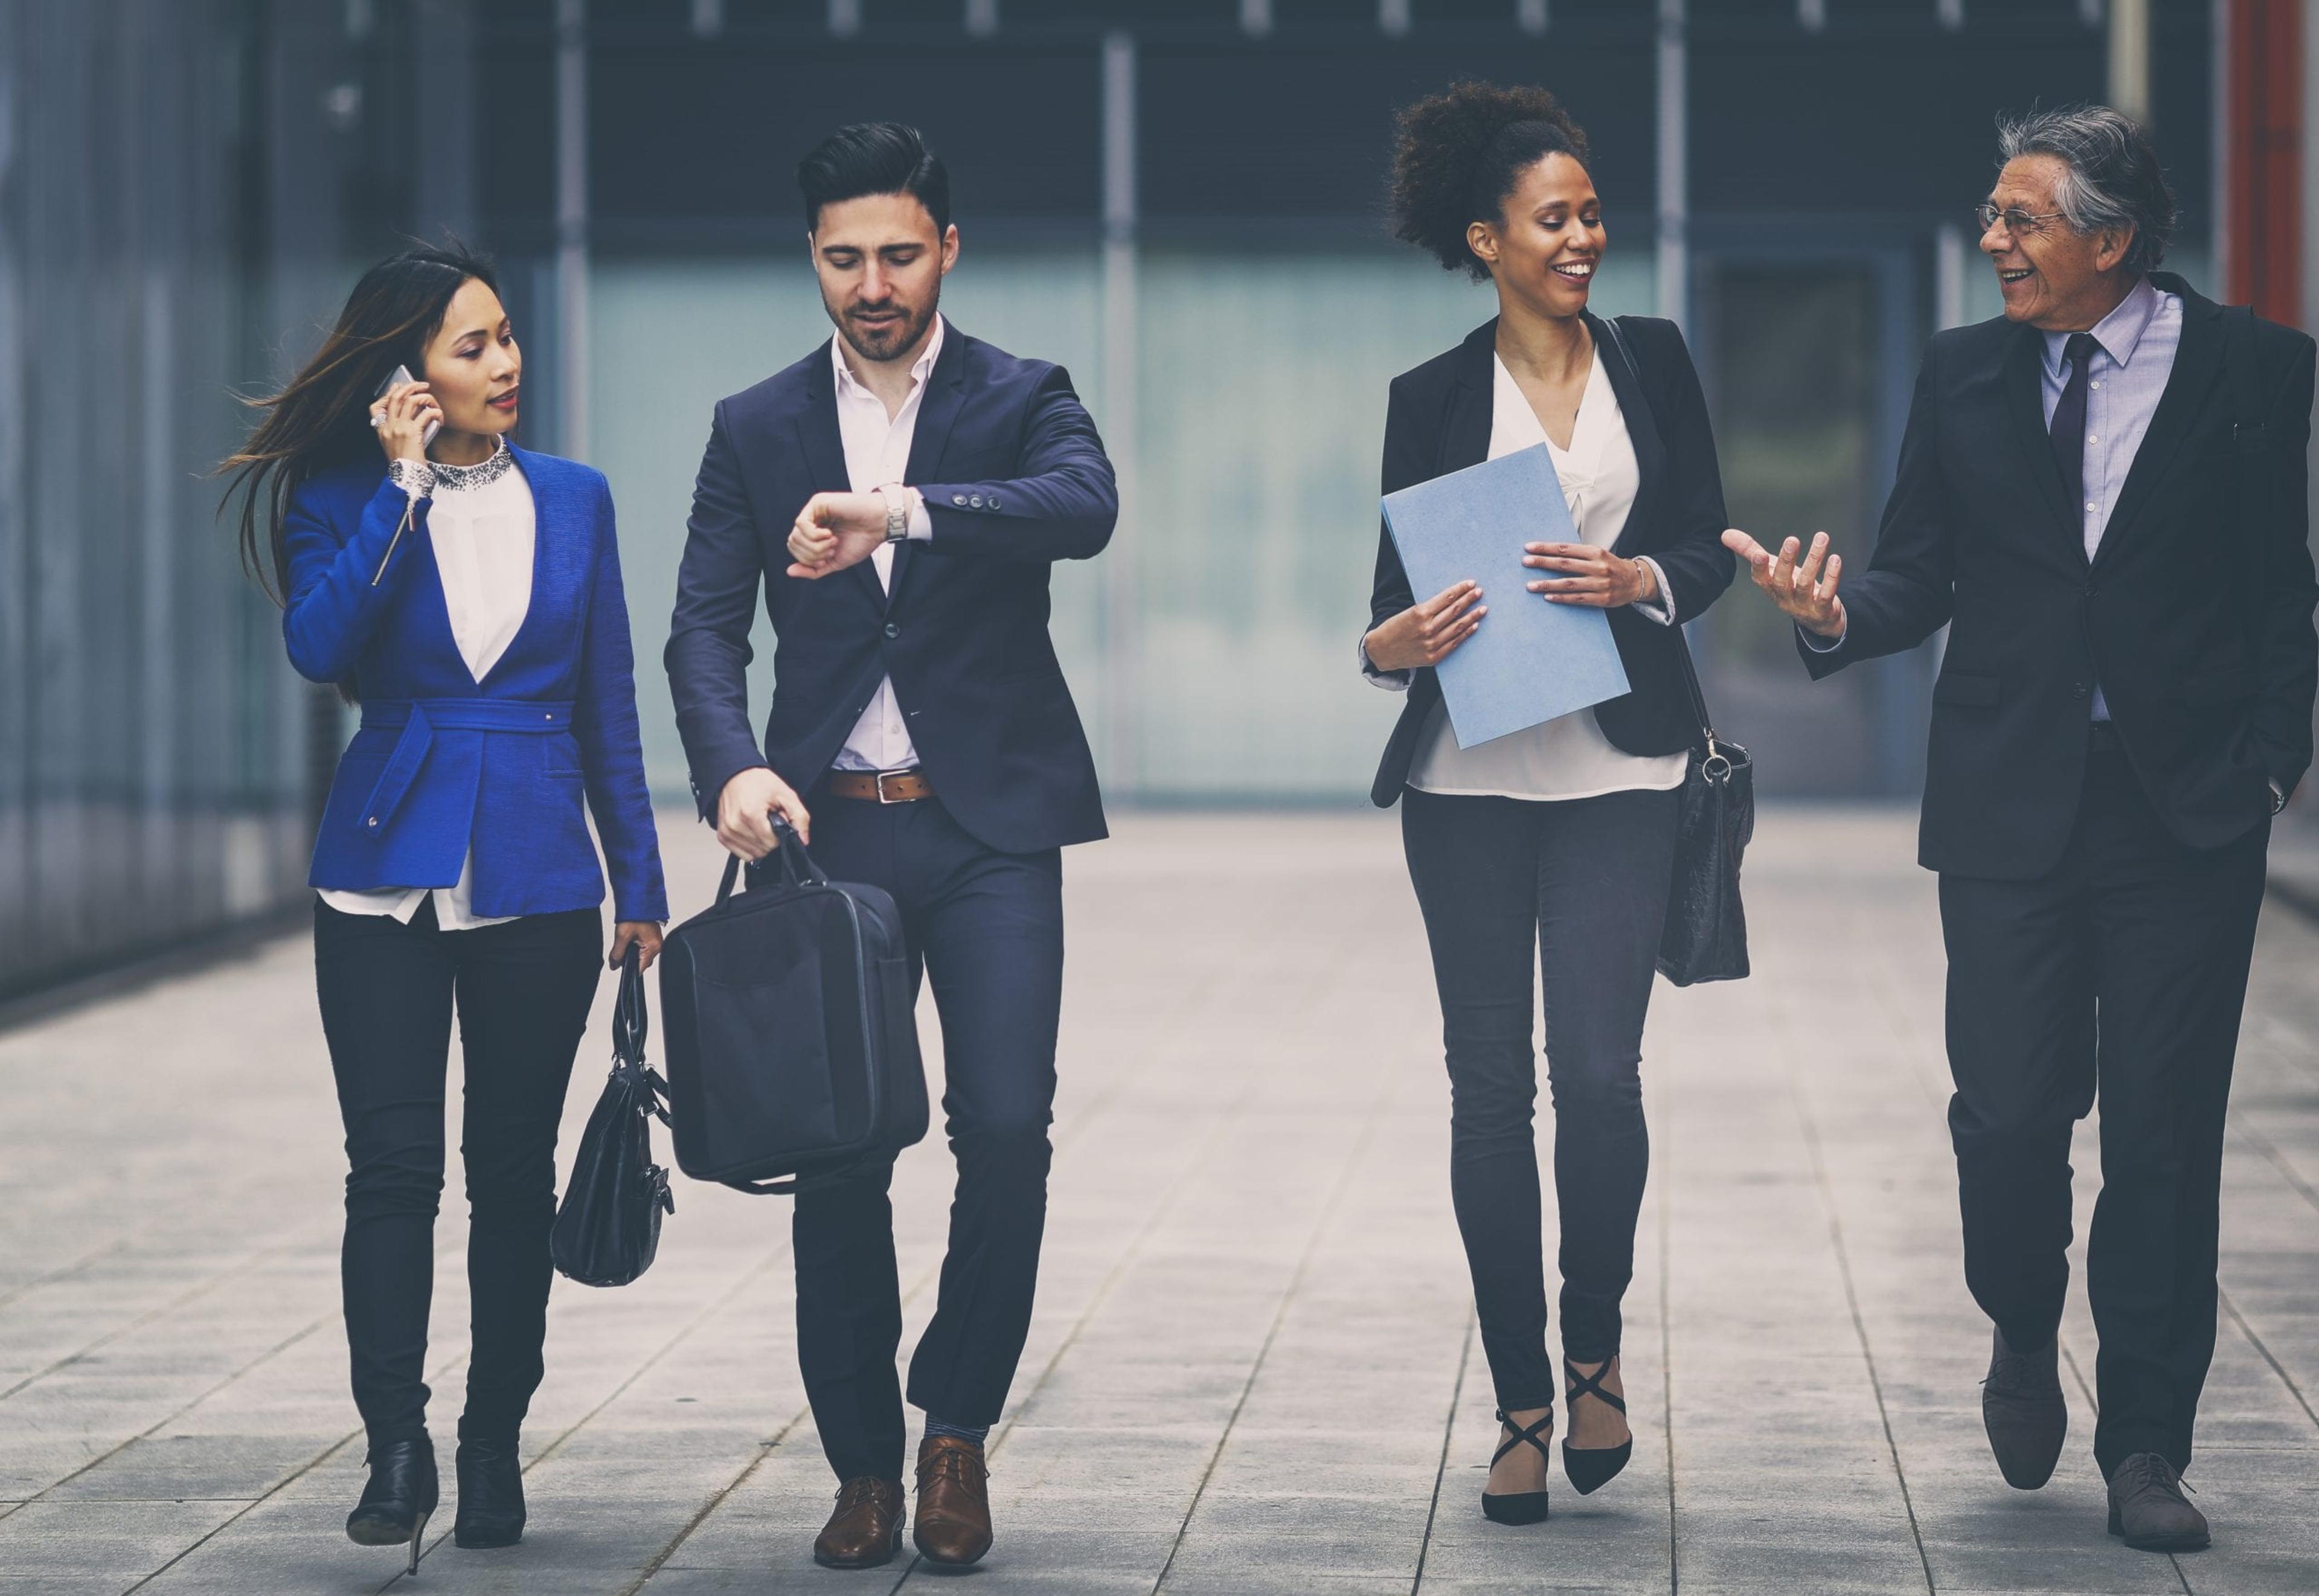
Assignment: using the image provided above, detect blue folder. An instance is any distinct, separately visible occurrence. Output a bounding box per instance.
[1381,443,1631,749]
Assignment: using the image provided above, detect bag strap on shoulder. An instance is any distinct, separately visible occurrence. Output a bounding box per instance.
[1596,315,1723,759]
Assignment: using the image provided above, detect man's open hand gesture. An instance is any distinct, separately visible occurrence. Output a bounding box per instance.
[1721,528,1847,640]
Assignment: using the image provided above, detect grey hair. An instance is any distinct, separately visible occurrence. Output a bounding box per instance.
[1995,104,2176,275]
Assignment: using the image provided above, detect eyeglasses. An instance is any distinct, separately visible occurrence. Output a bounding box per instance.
[1974,203,2067,237]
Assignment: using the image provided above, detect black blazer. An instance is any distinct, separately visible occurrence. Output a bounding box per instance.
[1367,313,1737,806]
[1800,273,2318,880]
[665,325,1117,855]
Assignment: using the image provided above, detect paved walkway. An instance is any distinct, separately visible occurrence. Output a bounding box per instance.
[1,809,2314,1596]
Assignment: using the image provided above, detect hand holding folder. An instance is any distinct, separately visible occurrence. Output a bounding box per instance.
[1381,443,1630,749]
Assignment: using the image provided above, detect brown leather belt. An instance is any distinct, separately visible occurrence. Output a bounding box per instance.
[828,769,935,804]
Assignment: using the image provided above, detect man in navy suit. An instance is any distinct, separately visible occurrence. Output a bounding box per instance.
[665,123,1116,1571]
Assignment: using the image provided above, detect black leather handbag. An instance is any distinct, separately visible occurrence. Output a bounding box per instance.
[658,821,928,1195]
[1658,637,1754,986]
[550,946,675,1287]
[1594,314,1755,987]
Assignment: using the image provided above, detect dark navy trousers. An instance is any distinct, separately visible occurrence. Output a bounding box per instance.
[763,793,1065,1484]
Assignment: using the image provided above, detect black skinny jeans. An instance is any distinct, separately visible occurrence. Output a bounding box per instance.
[313,897,602,1450]
[1401,784,1679,1411]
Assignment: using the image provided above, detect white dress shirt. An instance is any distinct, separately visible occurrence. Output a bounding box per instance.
[1401,351,1689,801]
[830,316,941,772]
[319,440,534,929]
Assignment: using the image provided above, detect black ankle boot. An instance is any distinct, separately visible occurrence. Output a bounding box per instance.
[454,1437,527,1549]
[347,1438,438,1575]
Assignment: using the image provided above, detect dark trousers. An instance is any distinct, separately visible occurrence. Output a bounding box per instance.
[1940,741,2268,1477]
[313,897,602,1450]
[766,794,1065,1484]
[1400,783,1680,1409]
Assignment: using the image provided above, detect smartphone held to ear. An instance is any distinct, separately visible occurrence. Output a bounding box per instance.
[373,365,441,450]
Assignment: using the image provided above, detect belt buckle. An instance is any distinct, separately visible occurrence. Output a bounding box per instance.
[876,771,905,804]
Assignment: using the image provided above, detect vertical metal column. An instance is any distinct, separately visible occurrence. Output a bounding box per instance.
[2108,0,2151,124]
[556,0,589,460]
[1934,222,1969,330]
[2213,0,2231,294]
[1100,31,1138,794]
[1655,0,1687,324]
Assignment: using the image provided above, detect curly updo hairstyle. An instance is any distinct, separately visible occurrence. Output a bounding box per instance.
[1391,80,1591,283]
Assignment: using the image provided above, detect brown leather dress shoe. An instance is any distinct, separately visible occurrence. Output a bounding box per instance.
[913,1435,993,1566]
[813,1476,904,1569]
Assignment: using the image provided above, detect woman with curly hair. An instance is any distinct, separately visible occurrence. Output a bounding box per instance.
[1359,81,1737,1524]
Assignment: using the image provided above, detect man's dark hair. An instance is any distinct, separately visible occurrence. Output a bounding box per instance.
[1391,81,1591,283]
[1995,104,2175,275]
[798,121,952,234]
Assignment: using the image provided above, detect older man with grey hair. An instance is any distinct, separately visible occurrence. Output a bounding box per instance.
[1725,105,2317,1553]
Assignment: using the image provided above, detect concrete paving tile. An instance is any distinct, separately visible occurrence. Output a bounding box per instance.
[6,812,2319,1596]
[0,1499,245,1580]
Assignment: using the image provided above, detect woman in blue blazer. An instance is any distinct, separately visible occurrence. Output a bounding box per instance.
[220,243,667,1568]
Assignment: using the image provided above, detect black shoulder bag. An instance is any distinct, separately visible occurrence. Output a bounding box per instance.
[1598,315,1756,985]
[550,945,675,1287]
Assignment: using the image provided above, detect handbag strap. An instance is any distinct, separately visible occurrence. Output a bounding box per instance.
[714,815,830,905]
[611,944,672,1126]
[1596,314,1724,761]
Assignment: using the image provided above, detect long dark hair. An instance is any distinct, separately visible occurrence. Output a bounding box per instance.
[219,240,498,603]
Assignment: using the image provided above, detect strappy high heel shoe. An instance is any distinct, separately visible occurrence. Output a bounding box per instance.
[1481,1407,1553,1525]
[1561,1356,1633,1495]
[346,1438,438,1576]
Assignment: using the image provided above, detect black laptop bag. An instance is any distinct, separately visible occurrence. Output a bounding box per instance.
[659,821,928,1194]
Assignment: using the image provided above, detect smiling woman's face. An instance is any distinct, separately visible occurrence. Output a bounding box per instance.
[1468,152,1603,319]
[419,276,522,439]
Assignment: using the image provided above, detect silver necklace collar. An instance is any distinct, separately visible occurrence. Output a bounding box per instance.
[431,437,513,492]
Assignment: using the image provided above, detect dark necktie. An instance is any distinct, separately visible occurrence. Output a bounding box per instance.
[2049,331,2100,517]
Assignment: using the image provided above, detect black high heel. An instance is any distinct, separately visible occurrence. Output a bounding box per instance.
[1561,1357,1633,1495]
[346,1438,438,1576]
[1481,1407,1553,1525]
[453,1437,527,1549]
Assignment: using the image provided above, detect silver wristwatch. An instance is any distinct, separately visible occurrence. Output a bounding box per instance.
[877,483,910,543]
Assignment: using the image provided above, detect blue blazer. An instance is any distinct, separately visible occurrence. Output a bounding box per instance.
[283,445,669,923]
[665,325,1117,854]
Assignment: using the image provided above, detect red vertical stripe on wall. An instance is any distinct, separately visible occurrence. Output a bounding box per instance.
[2227,0,2303,324]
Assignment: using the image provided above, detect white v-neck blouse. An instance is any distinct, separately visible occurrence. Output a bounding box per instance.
[1405,351,1690,801]
[318,444,539,929]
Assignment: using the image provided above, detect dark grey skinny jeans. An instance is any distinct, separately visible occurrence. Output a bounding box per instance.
[1400,783,1679,1411]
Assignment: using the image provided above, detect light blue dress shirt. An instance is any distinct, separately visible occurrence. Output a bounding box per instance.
[1806,274,2182,725]
[2039,274,2181,721]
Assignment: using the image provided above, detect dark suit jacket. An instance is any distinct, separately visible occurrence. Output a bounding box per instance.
[665,324,1117,855]
[1799,273,2318,880]
[1367,313,1738,806]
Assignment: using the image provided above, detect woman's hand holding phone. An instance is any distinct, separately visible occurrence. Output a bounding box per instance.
[370,377,443,464]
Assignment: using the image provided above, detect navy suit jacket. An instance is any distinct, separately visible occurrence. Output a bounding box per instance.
[1798,274,2317,879]
[283,446,668,922]
[666,325,1117,855]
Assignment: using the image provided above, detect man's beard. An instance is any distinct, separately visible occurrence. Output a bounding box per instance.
[834,292,938,365]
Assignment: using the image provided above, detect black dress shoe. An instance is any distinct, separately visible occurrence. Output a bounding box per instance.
[2108,1452,2209,1552]
[347,1438,438,1577]
[453,1437,526,1549]
[1981,1327,2067,1489]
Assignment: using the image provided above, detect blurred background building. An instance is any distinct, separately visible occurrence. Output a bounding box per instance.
[1,0,2313,1001]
